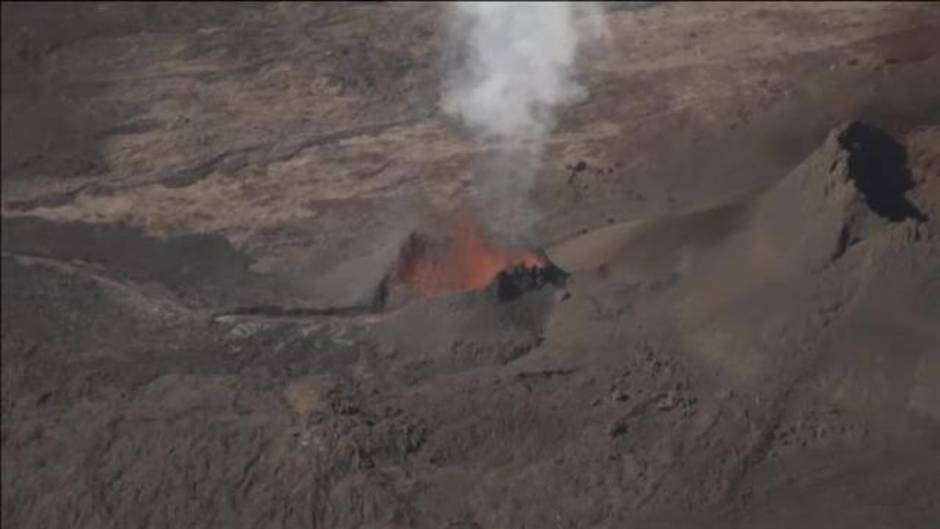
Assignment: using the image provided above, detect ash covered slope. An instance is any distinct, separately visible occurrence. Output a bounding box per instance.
[419,122,940,528]
[4,119,938,527]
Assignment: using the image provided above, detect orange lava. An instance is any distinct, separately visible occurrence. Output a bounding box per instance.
[396,216,543,296]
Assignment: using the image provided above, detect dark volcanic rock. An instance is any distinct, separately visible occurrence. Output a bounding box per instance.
[493,258,569,302]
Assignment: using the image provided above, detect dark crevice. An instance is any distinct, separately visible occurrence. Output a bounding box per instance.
[513,368,579,381]
[830,223,861,262]
[837,121,927,223]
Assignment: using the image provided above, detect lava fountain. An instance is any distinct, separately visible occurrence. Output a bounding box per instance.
[392,214,546,297]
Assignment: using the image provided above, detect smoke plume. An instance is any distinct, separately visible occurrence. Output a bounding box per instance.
[441,2,605,239]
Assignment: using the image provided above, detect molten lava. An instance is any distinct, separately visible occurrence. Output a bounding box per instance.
[395,216,543,297]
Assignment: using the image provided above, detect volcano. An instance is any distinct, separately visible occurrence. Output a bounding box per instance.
[2,4,939,529]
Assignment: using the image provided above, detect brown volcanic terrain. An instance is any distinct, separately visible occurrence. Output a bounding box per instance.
[2,3,940,528]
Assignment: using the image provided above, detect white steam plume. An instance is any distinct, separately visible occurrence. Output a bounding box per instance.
[441,2,605,239]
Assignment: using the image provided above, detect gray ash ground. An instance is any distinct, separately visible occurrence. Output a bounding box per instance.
[3,3,940,529]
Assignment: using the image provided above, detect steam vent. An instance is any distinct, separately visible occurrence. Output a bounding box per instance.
[2,3,939,529]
